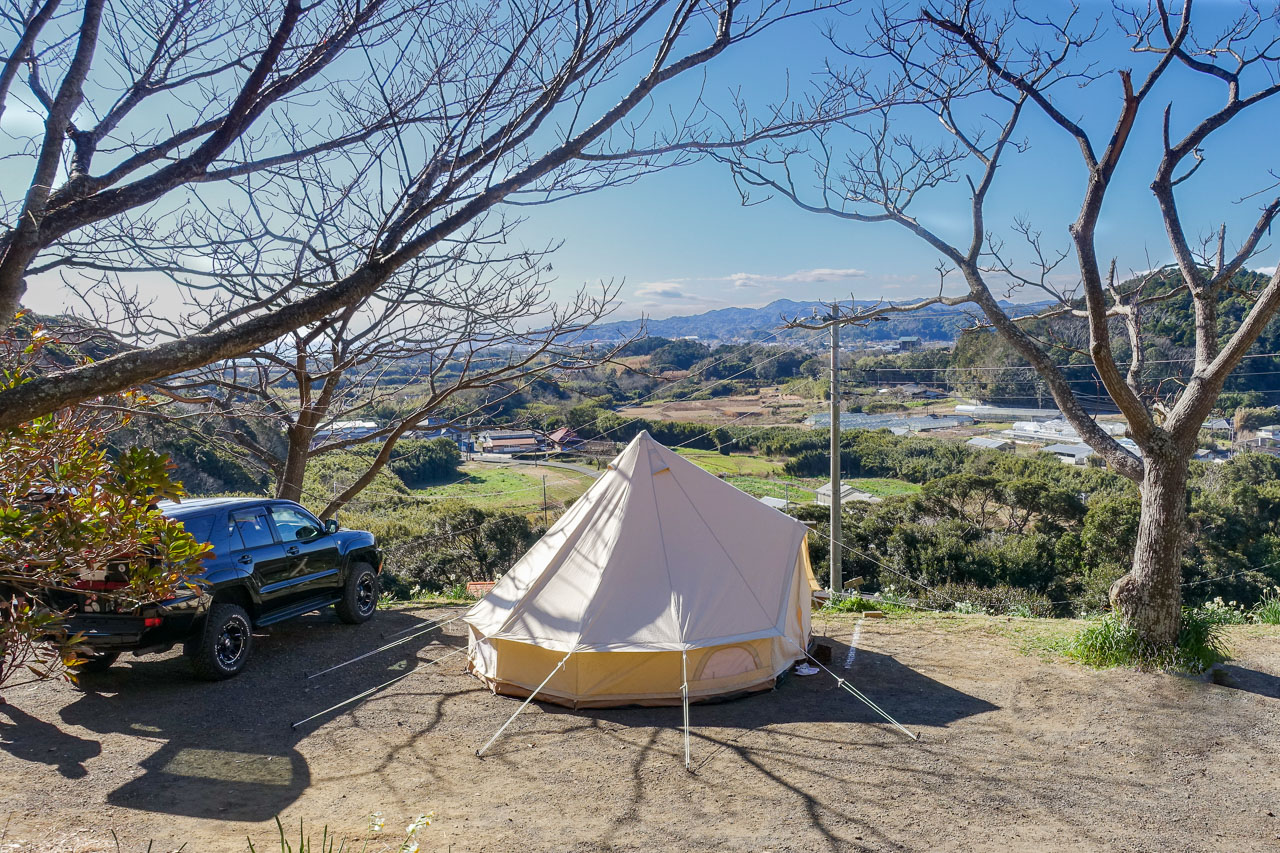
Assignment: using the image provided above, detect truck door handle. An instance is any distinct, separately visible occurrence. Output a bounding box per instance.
[286,546,300,556]
[238,554,253,565]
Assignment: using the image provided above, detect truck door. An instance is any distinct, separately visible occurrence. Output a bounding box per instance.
[226,507,292,610]
[266,505,342,598]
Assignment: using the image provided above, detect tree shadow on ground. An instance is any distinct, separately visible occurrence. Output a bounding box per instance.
[532,644,999,735]
[55,606,464,823]
[481,640,998,852]
[0,701,101,778]
[1211,663,1280,699]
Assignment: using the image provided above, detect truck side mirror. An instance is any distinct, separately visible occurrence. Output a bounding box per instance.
[325,519,339,535]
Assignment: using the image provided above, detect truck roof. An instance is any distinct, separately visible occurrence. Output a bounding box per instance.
[156,497,297,518]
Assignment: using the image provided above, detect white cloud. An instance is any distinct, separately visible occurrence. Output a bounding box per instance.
[1254,265,1277,276]
[633,281,706,300]
[723,267,866,287]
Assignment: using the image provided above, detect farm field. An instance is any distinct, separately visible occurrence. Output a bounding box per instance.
[2,609,1277,852]
[672,448,785,477]
[409,463,596,512]
[616,388,812,425]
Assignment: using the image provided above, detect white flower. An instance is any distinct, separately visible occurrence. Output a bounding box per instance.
[405,813,433,836]
[369,812,385,833]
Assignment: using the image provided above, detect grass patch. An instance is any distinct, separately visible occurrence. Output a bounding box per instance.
[1062,609,1229,674]
[412,463,593,511]
[723,475,816,500]
[1251,588,1280,624]
[674,448,783,477]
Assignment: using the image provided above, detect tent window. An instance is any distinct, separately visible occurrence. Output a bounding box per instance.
[695,645,760,681]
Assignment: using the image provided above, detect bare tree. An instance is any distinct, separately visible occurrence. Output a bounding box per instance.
[0,0,838,426]
[59,160,628,516]
[156,262,621,520]
[721,0,1280,647]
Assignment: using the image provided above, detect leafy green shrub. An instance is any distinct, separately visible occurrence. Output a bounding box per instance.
[1,333,209,689]
[917,583,1053,617]
[1251,587,1280,625]
[442,583,477,601]
[1063,610,1229,673]
[340,501,539,593]
[821,594,910,614]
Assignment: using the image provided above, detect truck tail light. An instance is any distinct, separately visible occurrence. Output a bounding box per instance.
[143,617,163,628]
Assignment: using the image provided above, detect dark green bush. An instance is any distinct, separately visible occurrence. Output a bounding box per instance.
[916,582,1054,617]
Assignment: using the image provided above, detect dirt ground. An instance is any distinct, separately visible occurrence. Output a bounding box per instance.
[1,607,1278,852]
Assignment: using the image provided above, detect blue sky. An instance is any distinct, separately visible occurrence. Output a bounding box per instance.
[512,0,1280,321]
[9,1,1279,327]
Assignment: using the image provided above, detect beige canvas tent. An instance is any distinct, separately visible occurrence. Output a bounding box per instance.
[464,431,819,711]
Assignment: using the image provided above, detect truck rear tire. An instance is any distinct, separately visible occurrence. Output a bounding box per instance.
[187,602,253,680]
[335,563,378,624]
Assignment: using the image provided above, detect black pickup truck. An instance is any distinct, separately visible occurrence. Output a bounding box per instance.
[65,497,383,680]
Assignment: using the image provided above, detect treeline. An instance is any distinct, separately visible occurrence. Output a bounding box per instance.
[770,429,1280,613]
[948,269,1280,409]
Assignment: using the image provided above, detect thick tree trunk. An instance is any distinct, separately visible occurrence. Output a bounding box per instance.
[276,426,312,503]
[1109,451,1188,647]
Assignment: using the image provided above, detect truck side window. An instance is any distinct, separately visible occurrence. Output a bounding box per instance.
[270,506,322,541]
[230,509,275,549]
[179,513,216,544]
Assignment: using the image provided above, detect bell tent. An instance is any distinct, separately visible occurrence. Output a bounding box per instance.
[463,431,819,710]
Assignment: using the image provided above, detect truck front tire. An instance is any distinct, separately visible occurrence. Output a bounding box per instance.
[336,563,378,624]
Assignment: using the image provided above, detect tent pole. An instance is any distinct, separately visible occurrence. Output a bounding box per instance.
[788,639,918,741]
[476,650,573,757]
[681,651,691,771]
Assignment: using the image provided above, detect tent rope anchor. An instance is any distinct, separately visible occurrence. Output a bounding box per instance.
[477,650,574,757]
[791,640,918,741]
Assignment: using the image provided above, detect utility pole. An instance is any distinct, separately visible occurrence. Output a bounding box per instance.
[542,475,548,526]
[829,312,842,596]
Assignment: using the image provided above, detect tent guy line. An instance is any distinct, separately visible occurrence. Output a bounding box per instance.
[306,613,466,680]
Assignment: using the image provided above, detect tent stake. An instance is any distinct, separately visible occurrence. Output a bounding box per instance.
[789,640,918,741]
[476,650,573,757]
[681,651,691,771]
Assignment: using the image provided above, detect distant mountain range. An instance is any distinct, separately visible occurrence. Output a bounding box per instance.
[589,298,1047,345]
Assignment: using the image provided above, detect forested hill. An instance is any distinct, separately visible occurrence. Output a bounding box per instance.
[591,298,1046,344]
[949,270,1280,409]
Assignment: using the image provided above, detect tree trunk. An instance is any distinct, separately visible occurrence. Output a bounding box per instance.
[1109,450,1188,647]
[277,425,311,503]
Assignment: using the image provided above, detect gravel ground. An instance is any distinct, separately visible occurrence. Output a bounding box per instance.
[0,606,1278,852]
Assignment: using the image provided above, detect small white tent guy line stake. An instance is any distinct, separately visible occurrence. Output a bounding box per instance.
[476,649,574,757]
[681,650,691,771]
[786,639,918,741]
